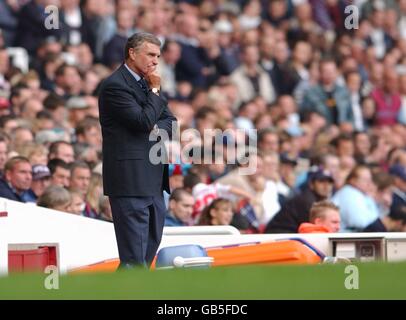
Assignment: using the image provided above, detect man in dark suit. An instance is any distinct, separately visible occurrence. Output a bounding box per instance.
[98,32,177,269]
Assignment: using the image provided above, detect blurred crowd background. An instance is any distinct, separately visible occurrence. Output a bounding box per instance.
[1,0,406,233]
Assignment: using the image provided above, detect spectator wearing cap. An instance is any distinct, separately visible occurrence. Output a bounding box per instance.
[0,156,32,202]
[165,188,195,227]
[23,164,52,203]
[265,166,335,233]
[332,165,380,232]
[35,128,69,147]
[67,96,91,129]
[389,164,406,210]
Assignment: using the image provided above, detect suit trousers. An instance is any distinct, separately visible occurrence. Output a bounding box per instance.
[109,194,166,268]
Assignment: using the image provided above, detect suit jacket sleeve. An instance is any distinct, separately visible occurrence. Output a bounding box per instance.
[101,84,167,133]
[156,103,177,139]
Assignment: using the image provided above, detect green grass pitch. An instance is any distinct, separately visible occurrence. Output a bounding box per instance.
[0,262,405,300]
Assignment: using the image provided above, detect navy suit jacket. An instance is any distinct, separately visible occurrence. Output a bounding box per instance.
[98,64,177,197]
[0,179,24,202]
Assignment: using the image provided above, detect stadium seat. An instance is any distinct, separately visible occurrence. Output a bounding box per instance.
[155,244,213,269]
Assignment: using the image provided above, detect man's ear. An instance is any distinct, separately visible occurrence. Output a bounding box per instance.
[129,48,137,61]
[313,217,322,225]
[168,199,175,211]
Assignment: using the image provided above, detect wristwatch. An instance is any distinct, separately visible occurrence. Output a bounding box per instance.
[151,87,160,95]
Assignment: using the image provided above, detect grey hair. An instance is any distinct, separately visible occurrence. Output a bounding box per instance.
[37,185,72,210]
[124,32,161,59]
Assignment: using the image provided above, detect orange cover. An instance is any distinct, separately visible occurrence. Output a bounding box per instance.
[298,223,331,234]
[69,259,120,274]
[206,240,321,266]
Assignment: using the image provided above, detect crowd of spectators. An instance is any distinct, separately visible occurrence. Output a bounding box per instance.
[1,0,406,233]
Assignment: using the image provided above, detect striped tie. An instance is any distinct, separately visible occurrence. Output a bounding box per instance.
[138,78,149,93]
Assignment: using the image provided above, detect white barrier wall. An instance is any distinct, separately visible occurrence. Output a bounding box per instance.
[2,198,406,275]
[0,198,118,275]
